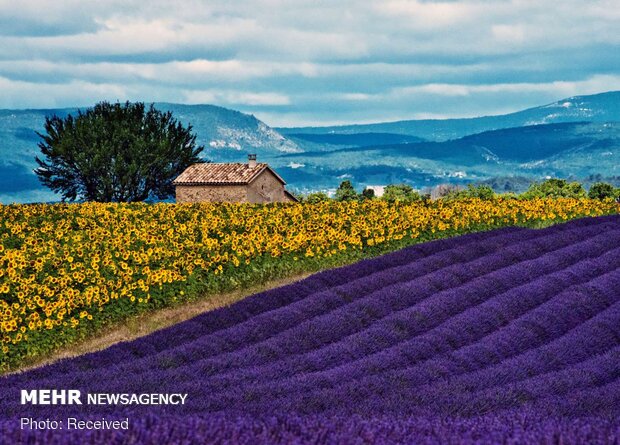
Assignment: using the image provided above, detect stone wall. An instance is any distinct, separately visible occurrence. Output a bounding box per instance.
[247,169,287,203]
[175,185,247,203]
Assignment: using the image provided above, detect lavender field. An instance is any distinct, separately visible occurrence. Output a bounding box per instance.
[2,215,620,444]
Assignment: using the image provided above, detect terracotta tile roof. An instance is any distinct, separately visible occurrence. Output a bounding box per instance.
[173,163,286,185]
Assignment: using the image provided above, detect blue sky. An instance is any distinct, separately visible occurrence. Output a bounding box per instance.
[0,0,619,126]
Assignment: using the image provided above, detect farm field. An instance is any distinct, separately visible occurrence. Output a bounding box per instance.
[1,198,618,371]
[1,214,619,443]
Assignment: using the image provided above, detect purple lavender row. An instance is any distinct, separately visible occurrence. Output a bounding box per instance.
[406,272,620,394]
[522,372,620,417]
[366,297,620,416]
[188,245,620,398]
[168,252,620,416]
[189,318,619,419]
[414,343,620,417]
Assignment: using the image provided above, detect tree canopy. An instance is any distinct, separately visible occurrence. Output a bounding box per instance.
[588,182,617,200]
[35,101,204,202]
[382,184,421,203]
[521,179,586,199]
[361,187,375,200]
[335,180,358,202]
[442,184,496,201]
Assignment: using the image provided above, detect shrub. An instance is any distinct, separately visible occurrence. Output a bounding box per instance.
[588,182,617,200]
[305,192,330,203]
[443,184,496,200]
[521,178,587,199]
[382,184,421,203]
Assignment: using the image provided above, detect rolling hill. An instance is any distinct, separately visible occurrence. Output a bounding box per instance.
[285,132,426,151]
[2,215,619,444]
[279,91,620,141]
[271,121,620,192]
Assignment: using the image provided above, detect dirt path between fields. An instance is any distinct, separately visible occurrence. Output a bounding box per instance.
[10,272,312,374]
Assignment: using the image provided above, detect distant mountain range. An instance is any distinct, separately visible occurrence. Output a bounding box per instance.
[279,91,620,141]
[0,92,619,203]
[271,121,619,193]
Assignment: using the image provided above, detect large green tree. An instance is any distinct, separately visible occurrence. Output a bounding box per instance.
[35,101,204,202]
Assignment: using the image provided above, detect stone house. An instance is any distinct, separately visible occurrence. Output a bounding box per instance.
[173,154,298,203]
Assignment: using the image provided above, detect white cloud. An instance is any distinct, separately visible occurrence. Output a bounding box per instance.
[397,84,471,97]
[376,0,483,29]
[0,75,292,108]
[181,89,291,106]
[393,75,620,98]
[0,76,130,108]
[0,0,619,124]
[491,24,526,44]
[339,93,373,101]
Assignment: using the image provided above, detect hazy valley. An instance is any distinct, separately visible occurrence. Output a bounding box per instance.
[1,91,619,202]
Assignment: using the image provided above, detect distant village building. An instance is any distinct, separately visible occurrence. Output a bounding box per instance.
[173,154,298,203]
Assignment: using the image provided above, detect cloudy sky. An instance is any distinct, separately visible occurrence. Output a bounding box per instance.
[1,0,619,126]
